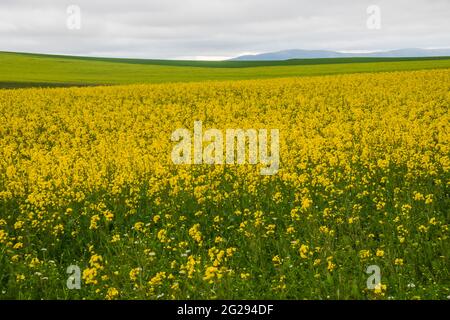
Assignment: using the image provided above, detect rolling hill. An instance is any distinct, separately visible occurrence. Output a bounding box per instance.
[1,51,450,88]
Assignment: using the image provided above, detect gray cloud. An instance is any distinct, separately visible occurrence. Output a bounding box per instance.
[0,0,449,59]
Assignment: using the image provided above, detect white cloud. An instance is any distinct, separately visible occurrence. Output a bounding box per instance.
[0,0,449,59]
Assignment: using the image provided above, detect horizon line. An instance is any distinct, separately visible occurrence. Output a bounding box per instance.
[2,47,450,62]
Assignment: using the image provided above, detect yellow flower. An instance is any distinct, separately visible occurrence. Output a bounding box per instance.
[188,224,203,246]
[299,244,309,259]
[418,225,428,233]
[106,287,119,300]
[326,256,336,272]
[272,192,283,203]
[29,257,40,268]
[413,192,424,201]
[359,250,371,259]
[301,197,312,210]
[171,282,180,291]
[182,255,198,278]
[89,215,100,230]
[14,221,24,230]
[129,267,141,281]
[89,254,103,269]
[203,266,219,283]
[272,255,282,266]
[0,230,7,244]
[13,242,23,250]
[82,267,98,285]
[240,273,250,280]
[394,258,404,266]
[226,247,237,257]
[134,222,144,232]
[286,226,295,234]
[373,283,387,296]
[16,274,26,282]
[319,226,328,234]
[376,249,384,257]
[157,229,168,243]
[103,210,114,221]
[149,272,166,286]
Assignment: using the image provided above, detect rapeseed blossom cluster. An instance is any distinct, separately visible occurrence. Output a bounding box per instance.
[0,69,448,299]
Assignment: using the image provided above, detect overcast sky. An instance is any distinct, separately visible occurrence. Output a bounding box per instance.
[0,0,449,60]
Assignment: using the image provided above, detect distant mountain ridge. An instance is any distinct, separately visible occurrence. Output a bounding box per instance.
[230,48,450,61]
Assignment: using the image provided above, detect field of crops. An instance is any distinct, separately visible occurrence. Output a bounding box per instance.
[2,52,450,88]
[0,69,449,299]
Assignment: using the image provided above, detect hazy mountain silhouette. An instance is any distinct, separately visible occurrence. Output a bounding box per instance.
[230,48,450,61]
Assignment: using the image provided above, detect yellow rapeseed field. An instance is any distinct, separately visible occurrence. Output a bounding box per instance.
[0,69,449,299]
